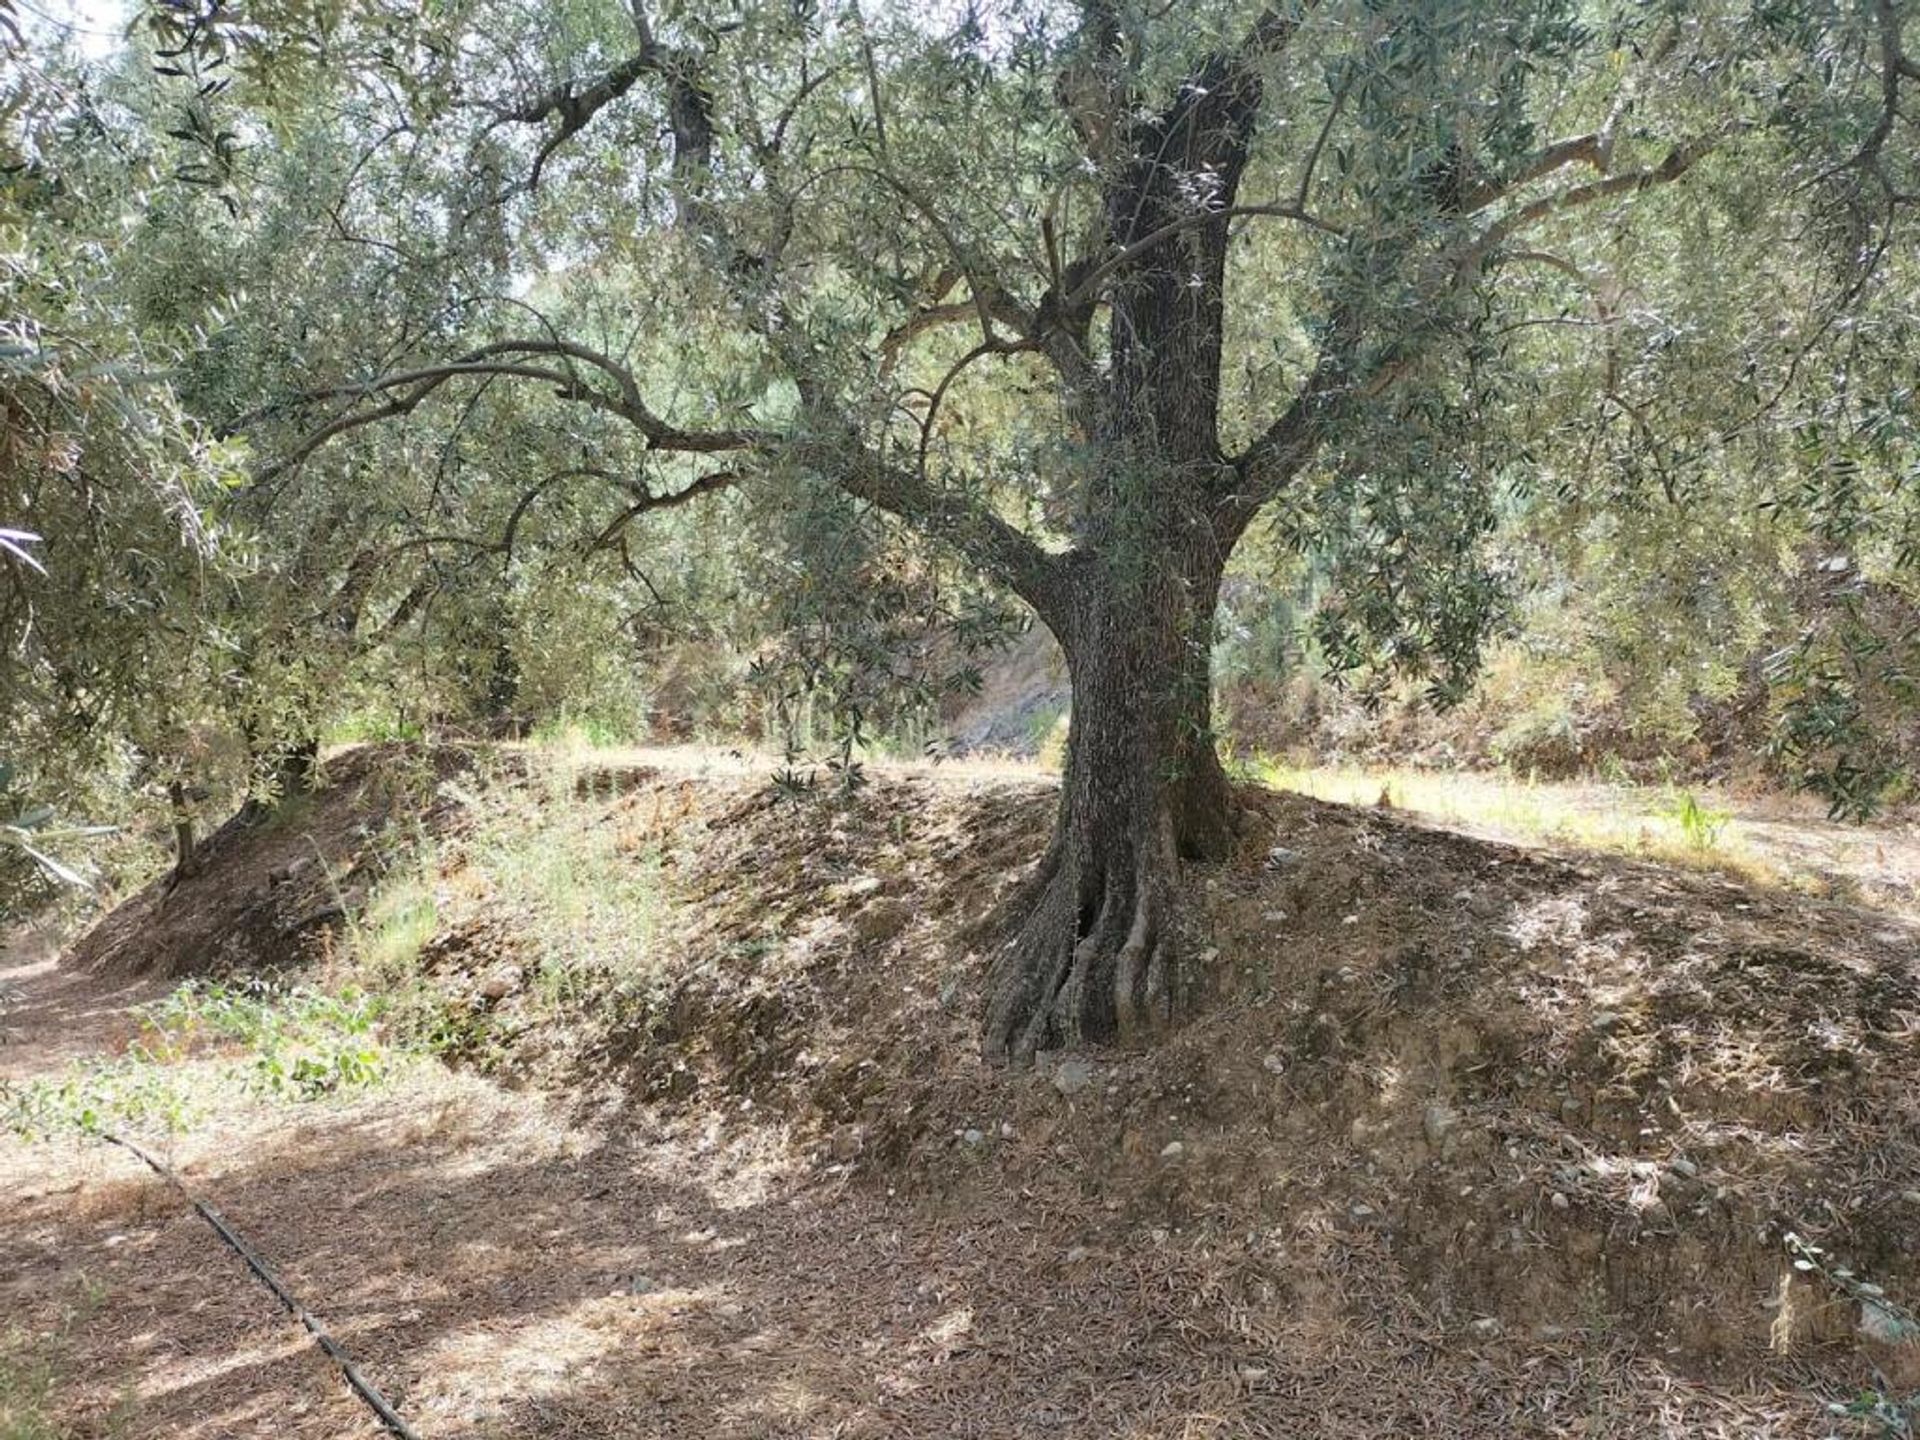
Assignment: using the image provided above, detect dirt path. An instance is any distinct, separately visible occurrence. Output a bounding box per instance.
[1,1005,1844,1439]
[1,921,169,1082]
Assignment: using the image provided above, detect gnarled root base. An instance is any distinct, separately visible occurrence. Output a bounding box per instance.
[982,823,1177,1065]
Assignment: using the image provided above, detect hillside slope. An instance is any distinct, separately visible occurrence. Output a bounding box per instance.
[5,746,1918,1437]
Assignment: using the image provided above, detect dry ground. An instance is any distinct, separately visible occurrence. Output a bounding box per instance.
[3,746,1918,1439]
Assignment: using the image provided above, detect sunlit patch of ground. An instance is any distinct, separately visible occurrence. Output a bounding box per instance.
[5,1072,1880,1439]
[1254,760,1920,913]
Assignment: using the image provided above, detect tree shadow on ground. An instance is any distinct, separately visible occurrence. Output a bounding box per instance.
[5,1063,1881,1440]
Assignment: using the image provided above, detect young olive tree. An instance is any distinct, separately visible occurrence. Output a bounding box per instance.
[212,0,1913,1059]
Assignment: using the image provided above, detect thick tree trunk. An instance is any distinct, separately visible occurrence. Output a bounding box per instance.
[983,546,1235,1063]
[977,13,1279,1063]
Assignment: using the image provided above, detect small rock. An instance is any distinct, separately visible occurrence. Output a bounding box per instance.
[829,1124,864,1162]
[1668,1156,1699,1179]
[1065,1246,1090,1264]
[1266,846,1299,869]
[999,1121,1016,1139]
[1468,1317,1503,1339]
[1262,1052,1287,1076]
[1160,1141,1186,1161]
[476,966,520,1002]
[1901,1190,1920,1206]
[1349,1202,1377,1219]
[1422,1102,1459,1149]
[1860,1298,1919,1345]
[1053,1058,1094,1097]
[1262,910,1288,924]
[1236,1365,1270,1384]
[1559,1097,1583,1123]
[962,1128,985,1147]
[625,1274,661,1296]
[1591,1011,1623,1032]
[1197,947,1220,965]
[1550,1191,1570,1211]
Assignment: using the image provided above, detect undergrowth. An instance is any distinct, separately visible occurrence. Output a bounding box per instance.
[336,759,678,1069]
[0,1295,126,1440]
[2,977,411,1140]
[0,1328,60,1440]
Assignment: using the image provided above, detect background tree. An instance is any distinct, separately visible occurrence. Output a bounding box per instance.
[48,0,1917,1057]
[1,4,254,903]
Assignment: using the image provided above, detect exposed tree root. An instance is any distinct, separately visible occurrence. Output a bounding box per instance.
[983,816,1177,1064]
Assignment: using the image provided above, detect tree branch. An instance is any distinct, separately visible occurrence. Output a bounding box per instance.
[1459,129,1733,274]
[486,1,713,193]
[588,467,745,550]
[789,423,1063,619]
[1457,129,1616,214]
[241,337,767,486]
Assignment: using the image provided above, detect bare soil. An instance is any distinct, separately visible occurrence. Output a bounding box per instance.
[4,747,1918,1438]
[64,743,477,981]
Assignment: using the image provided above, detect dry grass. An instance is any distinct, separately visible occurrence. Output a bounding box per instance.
[1248,759,1920,910]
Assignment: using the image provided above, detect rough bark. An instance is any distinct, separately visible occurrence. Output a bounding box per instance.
[982,541,1235,1064]
[979,25,1273,1064]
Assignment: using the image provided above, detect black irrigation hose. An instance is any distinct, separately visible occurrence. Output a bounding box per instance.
[97,1130,422,1440]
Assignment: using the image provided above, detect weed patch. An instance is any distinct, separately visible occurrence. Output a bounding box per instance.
[2,977,412,1139]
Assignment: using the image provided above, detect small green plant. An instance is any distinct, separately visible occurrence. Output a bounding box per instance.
[3,978,407,1139]
[323,705,424,744]
[1828,1389,1920,1439]
[1666,789,1732,852]
[0,1290,130,1440]
[351,869,439,981]
[160,980,390,1100]
[1785,1232,1920,1437]
[1787,1232,1920,1337]
[0,1329,61,1440]
[2,1046,198,1139]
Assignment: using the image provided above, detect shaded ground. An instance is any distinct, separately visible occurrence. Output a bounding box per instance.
[66,743,477,981]
[6,1073,1891,1440]
[4,747,1918,1437]
[0,922,168,1082]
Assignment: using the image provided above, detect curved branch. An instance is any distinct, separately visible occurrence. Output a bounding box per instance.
[1459,128,1734,274]
[241,337,768,486]
[588,467,745,550]
[785,418,1063,620]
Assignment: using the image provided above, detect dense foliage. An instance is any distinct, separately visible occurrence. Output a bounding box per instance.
[3,0,1915,938]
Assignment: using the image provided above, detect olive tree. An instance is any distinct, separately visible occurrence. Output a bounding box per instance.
[203,0,1915,1058]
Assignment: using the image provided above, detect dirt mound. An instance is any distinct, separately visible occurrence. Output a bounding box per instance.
[65,743,1917,1421]
[943,626,1068,756]
[416,761,1920,1396]
[66,744,474,980]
